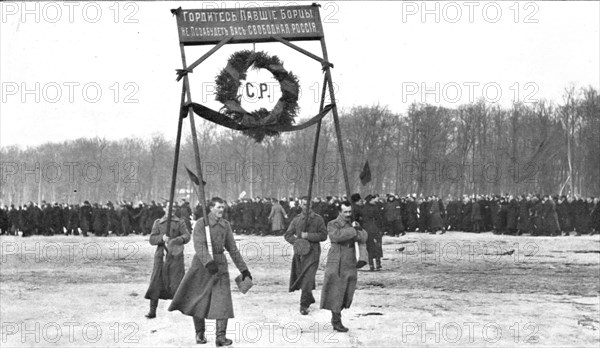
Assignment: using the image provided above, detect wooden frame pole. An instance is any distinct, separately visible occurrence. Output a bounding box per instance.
[304,74,329,222]
[164,82,187,244]
[319,37,352,200]
[178,43,213,259]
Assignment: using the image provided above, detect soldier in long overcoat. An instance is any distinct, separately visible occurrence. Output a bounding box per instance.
[506,196,519,235]
[0,206,8,234]
[8,205,20,235]
[446,197,460,231]
[91,203,107,236]
[79,201,92,236]
[241,200,254,234]
[360,195,384,270]
[418,198,430,232]
[144,205,190,319]
[517,196,531,235]
[429,196,444,233]
[461,198,472,232]
[542,196,561,236]
[106,202,120,235]
[471,198,482,233]
[118,203,132,236]
[530,197,542,235]
[573,197,589,234]
[590,197,600,234]
[20,203,36,237]
[67,204,80,235]
[284,197,327,315]
[169,197,251,346]
[268,199,288,235]
[320,202,368,332]
[556,196,571,233]
[383,195,404,236]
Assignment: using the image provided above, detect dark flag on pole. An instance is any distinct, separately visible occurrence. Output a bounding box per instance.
[185,165,206,186]
[359,160,371,186]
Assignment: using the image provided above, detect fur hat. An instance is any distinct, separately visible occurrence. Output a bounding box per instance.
[350,193,361,203]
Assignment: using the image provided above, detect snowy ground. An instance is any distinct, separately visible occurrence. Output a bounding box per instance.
[1,232,599,347]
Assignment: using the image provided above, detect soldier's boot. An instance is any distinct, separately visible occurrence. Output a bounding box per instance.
[376,258,382,270]
[193,317,207,344]
[215,319,232,347]
[145,299,158,319]
[331,311,349,332]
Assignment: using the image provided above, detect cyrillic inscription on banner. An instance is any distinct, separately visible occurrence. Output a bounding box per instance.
[175,5,324,45]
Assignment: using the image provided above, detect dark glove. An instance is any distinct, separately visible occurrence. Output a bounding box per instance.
[205,260,218,275]
[241,270,252,281]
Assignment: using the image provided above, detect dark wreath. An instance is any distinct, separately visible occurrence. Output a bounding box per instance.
[215,50,300,142]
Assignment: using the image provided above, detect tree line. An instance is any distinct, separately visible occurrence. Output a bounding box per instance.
[1,85,598,204]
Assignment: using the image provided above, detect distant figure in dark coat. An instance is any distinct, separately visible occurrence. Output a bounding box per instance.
[418,198,430,233]
[471,198,482,233]
[542,196,561,236]
[67,205,80,235]
[590,198,600,234]
[517,196,531,235]
[429,196,444,233]
[118,203,132,236]
[268,200,288,235]
[383,195,404,236]
[360,195,384,271]
[461,199,472,232]
[91,203,106,236]
[79,201,92,236]
[506,196,519,235]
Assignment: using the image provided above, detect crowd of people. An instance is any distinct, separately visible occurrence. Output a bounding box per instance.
[1,193,599,238]
[3,193,599,345]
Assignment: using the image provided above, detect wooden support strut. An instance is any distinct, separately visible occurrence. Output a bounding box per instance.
[270,36,333,69]
[319,37,351,202]
[178,43,213,260]
[176,37,233,81]
[164,82,187,256]
[303,74,328,229]
[319,35,368,265]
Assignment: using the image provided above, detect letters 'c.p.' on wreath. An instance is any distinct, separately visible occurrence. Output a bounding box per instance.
[215,50,300,142]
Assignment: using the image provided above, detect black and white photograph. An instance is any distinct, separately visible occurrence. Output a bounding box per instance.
[1,1,599,346]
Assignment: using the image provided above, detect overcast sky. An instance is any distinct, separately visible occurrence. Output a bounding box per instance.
[1,1,599,148]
